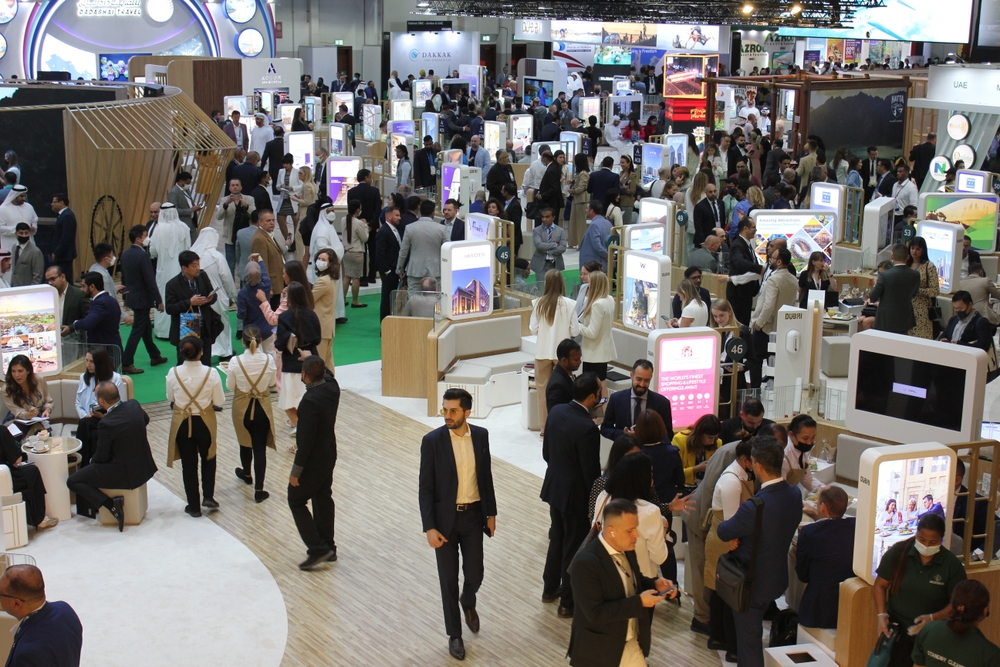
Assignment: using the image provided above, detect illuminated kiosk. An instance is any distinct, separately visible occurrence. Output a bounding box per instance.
[0,285,64,378]
[328,123,350,157]
[918,192,998,255]
[390,99,412,122]
[440,163,470,210]
[625,223,667,255]
[388,133,412,180]
[916,219,963,294]
[508,114,533,155]
[637,198,677,258]
[663,134,689,168]
[955,168,994,193]
[464,213,497,242]
[284,131,314,170]
[440,240,494,321]
[646,327,721,430]
[223,94,253,137]
[859,196,895,269]
[277,103,297,132]
[749,209,838,276]
[412,79,433,109]
[639,143,664,192]
[326,156,362,208]
[578,97,601,122]
[361,104,381,143]
[484,121,507,156]
[621,250,671,333]
[421,112,441,147]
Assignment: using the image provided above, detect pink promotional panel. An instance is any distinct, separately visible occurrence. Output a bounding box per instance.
[656,333,719,429]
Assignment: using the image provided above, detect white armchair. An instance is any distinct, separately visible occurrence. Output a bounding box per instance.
[0,466,27,549]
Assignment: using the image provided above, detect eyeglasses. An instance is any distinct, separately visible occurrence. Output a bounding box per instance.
[45,276,58,283]
[439,408,465,417]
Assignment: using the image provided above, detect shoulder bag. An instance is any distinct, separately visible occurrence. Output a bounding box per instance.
[715,496,763,613]
[576,495,610,558]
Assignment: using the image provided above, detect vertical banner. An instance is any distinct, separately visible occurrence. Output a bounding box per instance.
[844,39,863,63]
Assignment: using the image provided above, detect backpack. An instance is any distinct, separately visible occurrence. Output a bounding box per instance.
[768,609,798,647]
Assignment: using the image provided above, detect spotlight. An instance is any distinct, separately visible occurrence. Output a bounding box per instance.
[742,3,754,13]
[790,4,802,13]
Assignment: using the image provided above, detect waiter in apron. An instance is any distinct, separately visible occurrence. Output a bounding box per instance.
[166,336,225,518]
[223,326,277,503]
[780,414,823,516]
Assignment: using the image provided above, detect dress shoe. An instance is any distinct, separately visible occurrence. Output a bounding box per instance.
[235,468,253,485]
[184,506,202,518]
[298,549,334,570]
[557,606,574,619]
[463,607,479,633]
[359,278,369,287]
[690,619,712,636]
[725,651,738,664]
[350,302,368,308]
[202,498,220,511]
[325,547,338,562]
[110,496,125,532]
[541,588,561,603]
[335,317,348,324]
[707,638,727,651]
[254,490,270,503]
[121,365,145,375]
[448,637,465,660]
[150,356,169,366]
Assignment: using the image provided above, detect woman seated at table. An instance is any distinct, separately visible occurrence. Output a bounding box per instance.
[0,421,58,530]
[671,413,723,486]
[878,498,902,528]
[74,347,127,467]
[904,498,922,528]
[2,355,52,436]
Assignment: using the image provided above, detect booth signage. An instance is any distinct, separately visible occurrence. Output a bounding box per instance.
[676,210,688,226]
[495,246,510,264]
[927,66,1000,107]
[77,0,142,18]
[725,337,747,363]
[407,20,453,31]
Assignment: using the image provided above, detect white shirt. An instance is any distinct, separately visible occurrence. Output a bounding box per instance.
[449,427,480,504]
[74,372,126,419]
[249,124,275,157]
[593,493,666,579]
[166,361,225,416]
[712,459,750,518]
[681,299,709,327]
[781,437,823,493]
[221,349,276,393]
[891,178,918,214]
[529,296,581,360]
[578,295,617,363]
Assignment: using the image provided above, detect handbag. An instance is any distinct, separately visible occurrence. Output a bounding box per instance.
[866,628,896,667]
[714,496,763,613]
[576,494,610,558]
[179,307,202,339]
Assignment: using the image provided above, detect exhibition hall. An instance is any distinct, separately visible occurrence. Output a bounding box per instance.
[2,0,1000,665]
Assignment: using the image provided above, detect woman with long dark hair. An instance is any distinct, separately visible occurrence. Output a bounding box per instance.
[275,281,321,443]
[74,346,126,468]
[907,236,939,339]
[913,580,1000,667]
[341,199,368,308]
[588,435,641,520]
[2,355,51,432]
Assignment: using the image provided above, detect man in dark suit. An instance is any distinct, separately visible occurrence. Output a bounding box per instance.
[486,149,516,202]
[375,207,402,322]
[288,356,342,570]
[727,134,750,177]
[568,498,678,667]
[671,267,712,320]
[600,360,673,443]
[413,135,437,190]
[726,217,765,326]
[233,152,265,196]
[541,373,603,618]
[718,436,802,667]
[259,126,286,186]
[546,339,582,412]
[875,158,896,198]
[346,168,383,283]
[940,290,995,356]
[0,565,82,667]
[164,250,222,365]
[719,398,774,444]
[908,132,937,188]
[795,486,856,629]
[72,272,122,351]
[400,195,420,235]
[49,193,77,281]
[120,224,168,374]
[860,146,879,202]
[963,235,982,270]
[502,183,524,254]
[869,244,920,334]
[48,265,89,341]
[66,384,157,530]
[588,157,619,205]
[538,151,565,221]
[693,182,724,248]
[419,388,498,661]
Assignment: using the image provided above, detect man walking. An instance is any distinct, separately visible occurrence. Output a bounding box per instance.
[869,244,920,334]
[120,224,168,374]
[164,251,222,365]
[288,356,341,570]
[419,388,498,661]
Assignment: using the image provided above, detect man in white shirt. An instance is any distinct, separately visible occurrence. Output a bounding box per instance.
[521,143,551,194]
[249,113,275,158]
[781,414,823,508]
[890,163,918,223]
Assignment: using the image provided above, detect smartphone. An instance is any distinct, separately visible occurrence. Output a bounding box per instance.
[656,585,677,597]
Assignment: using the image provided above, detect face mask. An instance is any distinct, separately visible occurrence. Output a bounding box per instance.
[315,259,329,272]
[914,541,940,557]
[16,236,27,245]
[957,309,971,320]
[142,236,151,247]
[109,256,116,267]
[794,441,813,453]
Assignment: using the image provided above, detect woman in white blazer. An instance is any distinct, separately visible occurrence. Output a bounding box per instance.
[275,153,303,248]
[529,270,581,434]
[577,271,616,381]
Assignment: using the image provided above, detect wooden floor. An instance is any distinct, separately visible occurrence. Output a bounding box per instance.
[146,390,722,667]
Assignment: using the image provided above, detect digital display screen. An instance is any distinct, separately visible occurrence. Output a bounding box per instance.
[639,198,671,226]
[421,112,439,146]
[389,133,406,178]
[327,157,361,206]
[640,144,663,188]
[657,335,719,429]
[363,104,381,142]
[333,92,354,115]
[442,164,462,204]
[523,78,554,107]
[579,97,601,122]
[389,120,414,136]
[919,222,960,292]
[622,252,663,331]
[811,183,842,214]
[855,350,966,432]
[329,124,345,157]
[665,135,687,169]
[412,80,433,108]
[99,54,144,82]
[596,45,633,65]
[391,99,412,122]
[443,242,493,319]
[510,115,533,153]
[278,104,297,132]
[287,132,314,170]
[753,212,835,273]
[465,214,494,241]
[957,173,986,193]
[484,122,502,155]
[627,224,665,254]
[779,0,973,43]
[920,194,998,253]
[224,95,253,137]
[0,287,61,376]
[663,56,715,97]
[610,97,642,121]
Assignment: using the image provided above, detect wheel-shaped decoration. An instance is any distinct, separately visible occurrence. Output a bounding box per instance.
[89,195,124,275]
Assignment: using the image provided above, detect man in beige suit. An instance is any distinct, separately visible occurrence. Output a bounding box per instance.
[796,140,819,185]
[959,262,1000,329]
[250,210,285,309]
[749,247,798,387]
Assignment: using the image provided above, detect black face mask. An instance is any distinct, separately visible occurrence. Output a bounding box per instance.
[744,465,755,481]
[794,441,813,454]
[957,309,971,320]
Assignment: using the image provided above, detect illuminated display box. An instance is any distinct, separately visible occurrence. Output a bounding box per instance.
[646,327,721,429]
[440,241,494,320]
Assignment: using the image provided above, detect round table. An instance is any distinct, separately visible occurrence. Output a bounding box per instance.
[22,436,82,521]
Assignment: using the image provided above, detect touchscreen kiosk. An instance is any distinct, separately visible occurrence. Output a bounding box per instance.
[440,241,494,320]
[955,169,991,194]
[278,104,298,132]
[465,213,497,242]
[626,224,666,254]
[285,131,314,170]
[362,104,381,142]
[640,144,664,188]
[327,157,362,207]
[303,96,321,123]
[441,164,468,208]
[638,198,676,258]
[917,220,963,292]
[412,80,433,108]
[919,193,998,253]
[665,134,688,168]
[389,133,409,178]
[750,210,836,274]
[332,92,354,116]
[509,115,533,154]
[328,123,348,157]
[421,112,440,146]
[861,196,895,267]
[485,121,506,156]
[622,251,671,332]
[0,286,62,376]
[647,327,721,429]
[389,121,415,137]
[223,95,253,136]
[846,330,987,444]
[391,99,412,122]
[579,97,601,122]
[854,443,957,584]
[560,132,582,161]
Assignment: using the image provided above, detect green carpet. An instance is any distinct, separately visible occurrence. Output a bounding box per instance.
[121,292,383,404]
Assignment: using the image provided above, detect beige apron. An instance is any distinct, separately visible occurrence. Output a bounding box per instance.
[785,467,806,487]
[704,471,754,589]
[230,357,276,451]
[167,367,218,467]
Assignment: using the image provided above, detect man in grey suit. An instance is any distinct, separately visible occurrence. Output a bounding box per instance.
[166,171,204,242]
[397,199,450,291]
[530,207,568,278]
[869,244,920,335]
[10,223,44,287]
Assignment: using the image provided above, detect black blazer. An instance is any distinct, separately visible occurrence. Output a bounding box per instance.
[567,538,658,666]
[72,292,122,348]
[120,244,161,310]
[232,162,265,196]
[600,390,673,443]
[545,363,575,411]
[859,157,879,190]
[504,197,524,251]
[909,141,936,186]
[418,424,498,536]
[719,415,775,445]
[53,208,78,263]
[727,146,750,176]
[968,248,982,266]
[275,307,321,373]
[941,311,994,352]
[540,402,601,513]
[413,147,436,190]
[538,161,564,210]
[261,137,285,182]
[164,271,221,346]
[292,373,341,478]
[869,265,919,334]
[346,182,382,227]
[693,197,725,247]
[727,236,763,300]
[486,163,515,202]
[587,168,619,204]
[795,516,857,628]
[375,223,401,276]
[93,399,158,488]
[876,172,895,198]
[61,284,90,335]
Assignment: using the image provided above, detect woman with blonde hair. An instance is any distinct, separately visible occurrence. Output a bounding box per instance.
[529,270,581,433]
[711,298,748,419]
[747,185,766,210]
[670,279,708,328]
[577,271,616,380]
[684,171,710,260]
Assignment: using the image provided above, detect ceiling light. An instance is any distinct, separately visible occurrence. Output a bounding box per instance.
[742,3,754,12]
[790,3,802,13]
[417,1,429,5]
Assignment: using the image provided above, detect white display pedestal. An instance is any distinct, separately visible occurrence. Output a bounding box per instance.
[764,643,837,667]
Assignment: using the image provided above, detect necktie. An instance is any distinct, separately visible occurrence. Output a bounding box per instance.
[612,552,636,596]
[547,226,552,242]
[712,201,719,226]
[633,396,641,426]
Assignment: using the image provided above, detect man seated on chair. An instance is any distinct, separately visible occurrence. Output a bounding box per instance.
[66,382,157,530]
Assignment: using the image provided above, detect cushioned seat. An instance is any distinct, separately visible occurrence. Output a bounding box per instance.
[444,362,493,385]
[821,337,851,378]
[464,351,534,375]
[98,484,148,526]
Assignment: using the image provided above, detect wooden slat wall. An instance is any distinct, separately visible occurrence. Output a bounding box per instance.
[381,316,435,398]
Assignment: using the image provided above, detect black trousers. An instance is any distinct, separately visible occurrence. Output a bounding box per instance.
[542,503,590,609]
[175,416,216,509]
[123,306,161,366]
[67,462,128,516]
[287,465,336,555]
[380,271,400,321]
[76,416,101,466]
[748,328,769,389]
[888,628,916,667]
[581,361,607,380]
[434,504,485,639]
[727,285,754,331]
[365,232,378,282]
[12,464,46,527]
[709,589,738,653]
[239,400,270,490]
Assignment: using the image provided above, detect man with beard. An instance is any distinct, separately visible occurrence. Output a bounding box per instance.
[719,398,774,444]
[600,360,673,443]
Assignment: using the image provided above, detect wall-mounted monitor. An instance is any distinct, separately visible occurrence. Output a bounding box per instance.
[596,45,633,66]
[327,156,362,206]
[522,78,555,106]
[846,330,987,444]
[285,131,314,170]
[917,220,963,293]
[918,192,998,253]
[0,286,62,377]
[750,209,836,274]
[647,327,721,430]
[440,241,494,320]
[622,250,671,332]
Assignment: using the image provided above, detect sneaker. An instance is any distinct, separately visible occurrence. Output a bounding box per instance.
[37,516,58,530]
[298,549,334,570]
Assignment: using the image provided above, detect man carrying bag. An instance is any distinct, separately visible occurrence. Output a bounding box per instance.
[717,436,802,667]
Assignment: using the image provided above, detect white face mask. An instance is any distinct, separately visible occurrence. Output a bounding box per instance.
[109,256,116,267]
[315,259,329,272]
[914,541,940,557]
[142,236,151,247]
